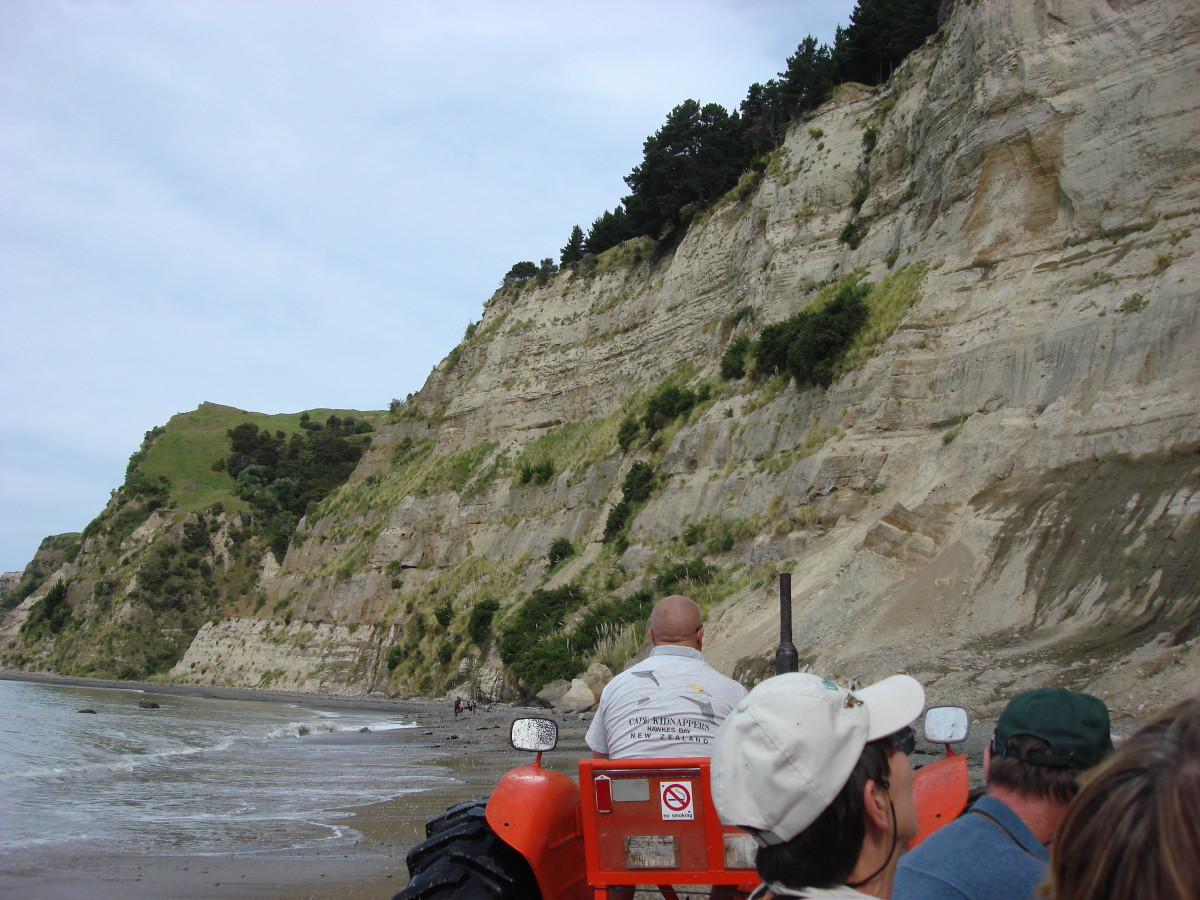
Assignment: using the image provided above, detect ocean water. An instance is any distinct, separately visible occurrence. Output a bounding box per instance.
[0,679,460,858]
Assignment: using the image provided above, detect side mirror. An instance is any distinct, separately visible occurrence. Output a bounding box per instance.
[923,706,970,744]
[510,717,558,752]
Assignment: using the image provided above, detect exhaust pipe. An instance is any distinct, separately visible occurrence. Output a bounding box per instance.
[775,572,798,675]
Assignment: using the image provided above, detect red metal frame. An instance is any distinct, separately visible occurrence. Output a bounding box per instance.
[487,762,591,900]
[908,747,969,849]
[483,744,968,898]
[578,757,757,897]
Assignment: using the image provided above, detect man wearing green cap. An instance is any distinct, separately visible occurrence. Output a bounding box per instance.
[893,687,1112,900]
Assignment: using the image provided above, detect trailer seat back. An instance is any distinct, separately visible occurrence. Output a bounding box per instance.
[578,757,757,895]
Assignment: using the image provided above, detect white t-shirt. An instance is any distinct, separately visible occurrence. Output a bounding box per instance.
[585,646,747,758]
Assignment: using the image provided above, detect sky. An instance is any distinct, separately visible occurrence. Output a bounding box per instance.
[0,0,854,575]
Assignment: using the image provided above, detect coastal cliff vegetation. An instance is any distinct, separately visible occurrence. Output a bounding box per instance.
[3,0,1197,718]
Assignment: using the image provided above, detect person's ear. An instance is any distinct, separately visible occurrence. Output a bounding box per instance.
[983,744,992,779]
[696,624,704,647]
[862,777,891,831]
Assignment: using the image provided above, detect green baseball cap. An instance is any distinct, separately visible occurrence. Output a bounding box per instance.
[992,687,1113,769]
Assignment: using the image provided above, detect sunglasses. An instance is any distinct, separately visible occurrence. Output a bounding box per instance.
[888,725,916,756]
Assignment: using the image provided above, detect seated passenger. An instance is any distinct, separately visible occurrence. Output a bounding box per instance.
[1044,694,1200,900]
[712,671,926,898]
[893,687,1112,900]
[585,594,746,759]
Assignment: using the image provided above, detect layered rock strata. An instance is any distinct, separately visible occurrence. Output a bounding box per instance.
[83,0,1200,718]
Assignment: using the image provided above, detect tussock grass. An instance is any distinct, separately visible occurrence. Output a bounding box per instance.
[840,261,929,371]
[593,236,656,275]
[942,417,966,444]
[757,427,842,474]
[327,440,496,519]
[418,555,524,615]
[679,561,750,611]
[742,374,790,415]
[590,620,644,672]
[513,418,620,484]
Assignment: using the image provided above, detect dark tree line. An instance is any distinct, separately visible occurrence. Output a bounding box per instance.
[497,0,940,281]
[833,0,941,87]
[215,415,373,559]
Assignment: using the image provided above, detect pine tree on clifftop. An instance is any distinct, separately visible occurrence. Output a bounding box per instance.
[560,224,584,266]
[833,0,941,86]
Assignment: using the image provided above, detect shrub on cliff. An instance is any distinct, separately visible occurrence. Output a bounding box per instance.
[547,538,575,569]
[515,635,582,690]
[20,580,71,638]
[501,260,538,284]
[621,461,656,503]
[643,382,710,432]
[603,461,662,544]
[785,281,871,386]
[840,219,868,249]
[654,558,715,594]
[617,417,640,453]
[721,335,753,379]
[752,278,871,387]
[603,499,632,543]
[467,598,500,647]
[519,458,554,484]
[499,584,588,690]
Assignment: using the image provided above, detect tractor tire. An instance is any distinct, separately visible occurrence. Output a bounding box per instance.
[422,798,490,838]
[393,800,541,900]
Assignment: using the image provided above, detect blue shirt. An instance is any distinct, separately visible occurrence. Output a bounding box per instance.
[893,794,1048,900]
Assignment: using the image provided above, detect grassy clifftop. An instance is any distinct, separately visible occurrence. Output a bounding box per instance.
[1,402,385,679]
[138,402,383,515]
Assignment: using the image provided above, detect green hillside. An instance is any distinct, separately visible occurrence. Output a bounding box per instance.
[139,402,385,515]
[1,401,385,679]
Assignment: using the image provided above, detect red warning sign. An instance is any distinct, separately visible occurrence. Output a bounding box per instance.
[660,781,695,820]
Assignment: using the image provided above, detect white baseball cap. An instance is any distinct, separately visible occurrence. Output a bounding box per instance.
[711,672,925,846]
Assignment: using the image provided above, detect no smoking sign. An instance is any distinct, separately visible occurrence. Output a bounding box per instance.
[659,781,695,820]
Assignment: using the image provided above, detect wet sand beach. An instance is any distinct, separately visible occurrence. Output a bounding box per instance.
[0,672,591,900]
[8,672,1125,900]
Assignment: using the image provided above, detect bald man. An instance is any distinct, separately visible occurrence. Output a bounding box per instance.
[585,595,747,759]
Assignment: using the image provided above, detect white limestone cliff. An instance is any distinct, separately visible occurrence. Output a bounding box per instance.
[169,0,1200,718]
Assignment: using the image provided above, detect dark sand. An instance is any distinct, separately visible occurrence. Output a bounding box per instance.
[0,672,593,900]
[2,673,1043,899]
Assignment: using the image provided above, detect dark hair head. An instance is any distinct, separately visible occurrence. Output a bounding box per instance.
[988,734,1085,804]
[755,738,891,890]
[1045,697,1200,900]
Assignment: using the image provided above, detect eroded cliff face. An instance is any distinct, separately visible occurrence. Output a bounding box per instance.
[166,0,1200,718]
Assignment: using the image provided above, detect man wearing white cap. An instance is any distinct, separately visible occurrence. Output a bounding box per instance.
[711,672,926,899]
